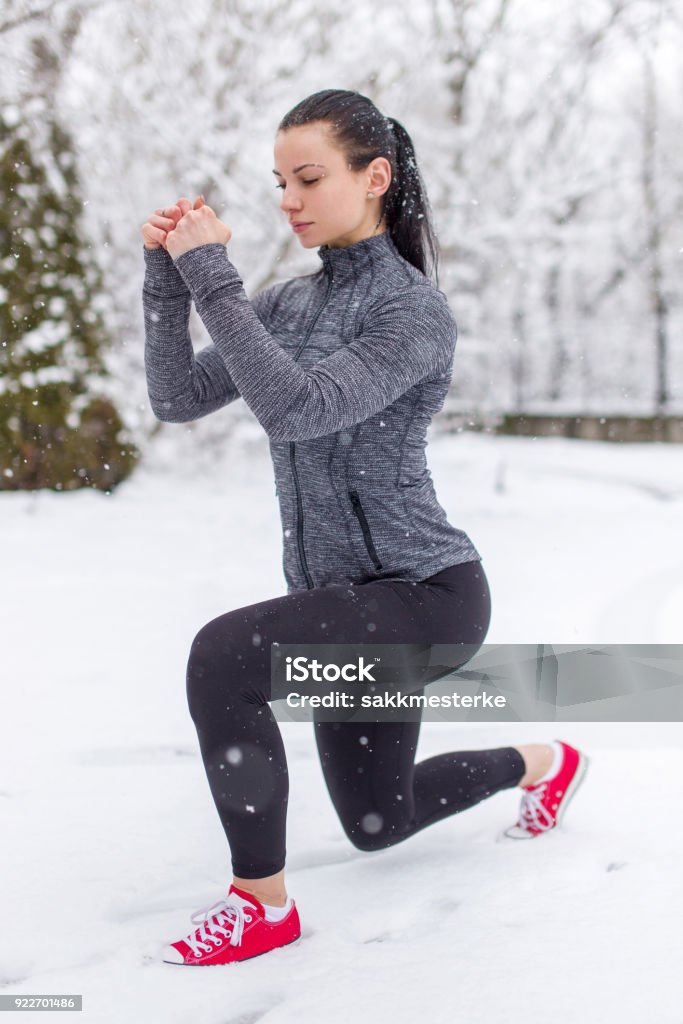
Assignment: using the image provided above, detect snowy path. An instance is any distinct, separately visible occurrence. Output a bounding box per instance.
[2,431,681,1023]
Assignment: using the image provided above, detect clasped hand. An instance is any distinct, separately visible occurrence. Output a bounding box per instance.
[141,195,232,259]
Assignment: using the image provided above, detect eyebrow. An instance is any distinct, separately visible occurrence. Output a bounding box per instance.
[271,163,327,177]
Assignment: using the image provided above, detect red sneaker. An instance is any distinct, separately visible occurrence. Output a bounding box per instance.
[161,884,301,966]
[504,739,590,839]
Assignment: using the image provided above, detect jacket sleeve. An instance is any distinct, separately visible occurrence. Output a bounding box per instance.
[172,242,457,442]
[141,245,278,423]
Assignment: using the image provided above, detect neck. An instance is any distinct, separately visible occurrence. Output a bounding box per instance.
[321,213,388,250]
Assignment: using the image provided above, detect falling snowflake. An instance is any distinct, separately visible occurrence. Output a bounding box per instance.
[361,812,383,834]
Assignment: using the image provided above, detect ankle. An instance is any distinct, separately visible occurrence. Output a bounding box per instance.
[515,743,554,788]
[234,882,288,907]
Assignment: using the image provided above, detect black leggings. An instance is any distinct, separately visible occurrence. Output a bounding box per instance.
[185,560,526,878]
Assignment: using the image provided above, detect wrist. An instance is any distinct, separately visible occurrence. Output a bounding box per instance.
[173,243,238,303]
[143,244,190,297]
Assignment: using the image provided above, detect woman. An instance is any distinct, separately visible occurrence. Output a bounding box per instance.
[140,89,589,967]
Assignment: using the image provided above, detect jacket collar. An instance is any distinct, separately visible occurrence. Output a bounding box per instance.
[317,230,397,277]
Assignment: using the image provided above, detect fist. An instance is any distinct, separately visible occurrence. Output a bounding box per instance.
[165,204,232,260]
[141,196,204,250]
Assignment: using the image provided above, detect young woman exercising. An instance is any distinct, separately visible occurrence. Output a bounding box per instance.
[141,89,589,967]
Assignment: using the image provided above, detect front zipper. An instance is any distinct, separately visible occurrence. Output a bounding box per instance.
[289,265,335,589]
[348,490,383,570]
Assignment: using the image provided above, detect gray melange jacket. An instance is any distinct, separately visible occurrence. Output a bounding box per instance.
[142,230,481,593]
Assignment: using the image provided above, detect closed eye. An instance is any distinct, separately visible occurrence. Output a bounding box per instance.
[274,179,319,190]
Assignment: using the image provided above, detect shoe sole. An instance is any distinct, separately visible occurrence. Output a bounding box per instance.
[554,750,590,829]
[503,749,591,840]
[162,932,302,966]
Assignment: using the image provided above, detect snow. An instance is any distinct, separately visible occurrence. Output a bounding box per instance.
[1,430,682,1023]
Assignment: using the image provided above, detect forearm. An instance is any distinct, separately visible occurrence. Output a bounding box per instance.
[142,246,240,422]
[171,245,308,436]
[172,244,454,442]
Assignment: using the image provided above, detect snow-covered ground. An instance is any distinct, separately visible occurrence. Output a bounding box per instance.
[2,429,682,1024]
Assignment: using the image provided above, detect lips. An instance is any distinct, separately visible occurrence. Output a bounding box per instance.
[291,221,313,232]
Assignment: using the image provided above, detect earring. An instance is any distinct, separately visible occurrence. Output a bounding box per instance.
[367,192,374,198]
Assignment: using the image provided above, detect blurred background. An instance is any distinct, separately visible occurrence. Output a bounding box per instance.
[1,0,681,486]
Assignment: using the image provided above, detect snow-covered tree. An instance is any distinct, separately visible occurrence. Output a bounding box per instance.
[0,100,139,491]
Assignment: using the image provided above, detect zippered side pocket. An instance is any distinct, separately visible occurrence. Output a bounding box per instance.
[348,490,383,570]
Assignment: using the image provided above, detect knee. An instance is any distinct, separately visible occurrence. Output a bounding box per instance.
[185,613,270,724]
[185,617,241,720]
[187,618,222,682]
[340,810,396,853]
[187,619,222,678]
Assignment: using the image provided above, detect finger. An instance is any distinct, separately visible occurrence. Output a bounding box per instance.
[158,203,182,223]
[149,214,176,230]
[176,197,192,217]
[146,225,167,245]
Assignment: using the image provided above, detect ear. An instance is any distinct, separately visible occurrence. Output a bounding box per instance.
[367,156,392,197]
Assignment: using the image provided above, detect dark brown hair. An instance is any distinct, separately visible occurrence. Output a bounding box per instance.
[278,89,440,284]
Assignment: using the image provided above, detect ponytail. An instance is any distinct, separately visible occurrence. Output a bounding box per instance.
[383,115,439,284]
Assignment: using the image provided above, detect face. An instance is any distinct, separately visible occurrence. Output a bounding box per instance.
[272,122,392,249]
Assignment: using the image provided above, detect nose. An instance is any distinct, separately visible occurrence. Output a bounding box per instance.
[279,185,303,215]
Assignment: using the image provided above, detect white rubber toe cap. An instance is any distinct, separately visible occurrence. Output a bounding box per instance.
[161,944,186,964]
[503,824,536,839]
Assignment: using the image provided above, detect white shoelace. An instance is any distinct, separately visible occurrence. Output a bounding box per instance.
[518,782,555,832]
[183,897,254,956]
